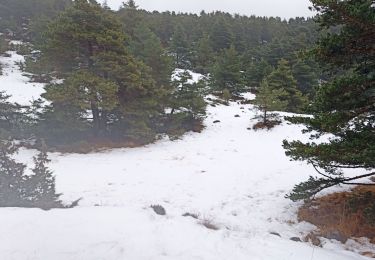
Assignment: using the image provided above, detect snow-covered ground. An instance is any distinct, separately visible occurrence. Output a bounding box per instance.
[0,52,372,260]
[0,51,44,105]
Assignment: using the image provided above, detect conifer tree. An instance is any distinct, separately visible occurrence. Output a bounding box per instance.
[283,0,375,201]
[0,141,27,207]
[209,18,234,52]
[267,59,307,113]
[292,56,319,95]
[210,45,245,95]
[118,0,141,38]
[254,79,287,124]
[169,70,206,120]
[170,24,190,68]
[244,59,273,89]
[0,140,65,209]
[41,0,158,138]
[0,92,25,139]
[25,142,63,209]
[129,23,172,88]
[191,34,214,74]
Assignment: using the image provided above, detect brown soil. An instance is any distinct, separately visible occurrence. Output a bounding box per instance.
[298,186,375,244]
[253,120,281,130]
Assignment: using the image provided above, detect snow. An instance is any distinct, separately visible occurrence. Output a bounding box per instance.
[0,51,45,105]
[173,69,206,84]
[0,54,372,260]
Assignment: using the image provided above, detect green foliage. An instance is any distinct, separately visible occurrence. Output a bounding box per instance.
[243,59,273,89]
[209,18,234,52]
[38,0,162,141]
[191,34,214,74]
[0,0,72,41]
[254,79,288,123]
[0,92,28,139]
[284,0,375,200]
[129,23,173,88]
[0,140,66,209]
[169,71,206,117]
[267,59,308,113]
[292,55,319,96]
[170,24,190,68]
[210,45,245,95]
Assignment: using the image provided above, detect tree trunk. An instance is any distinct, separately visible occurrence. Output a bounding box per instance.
[263,109,267,124]
[91,102,100,136]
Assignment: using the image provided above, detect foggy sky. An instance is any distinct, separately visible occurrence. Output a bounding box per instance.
[104,0,313,19]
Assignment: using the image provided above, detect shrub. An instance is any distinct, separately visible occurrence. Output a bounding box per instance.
[0,140,75,209]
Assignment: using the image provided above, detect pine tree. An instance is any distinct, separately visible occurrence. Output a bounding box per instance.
[25,142,63,209]
[283,0,375,201]
[292,56,319,95]
[129,23,172,88]
[210,45,245,95]
[169,70,206,120]
[254,79,288,124]
[170,24,190,68]
[118,0,141,38]
[41,0,158,139]
[209,18,234,52]
[0,92,25,139]
[244,59,273,89]
[267,59,307,113]
[0,140,65,209]
[191,34,214,74]
[0,141,27,207]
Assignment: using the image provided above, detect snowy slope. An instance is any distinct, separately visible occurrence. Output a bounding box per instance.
[0,55,371,260]
[0,51,45,105]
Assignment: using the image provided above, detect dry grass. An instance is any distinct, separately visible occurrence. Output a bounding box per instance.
[253,119,281,130]
[298,186,375,244]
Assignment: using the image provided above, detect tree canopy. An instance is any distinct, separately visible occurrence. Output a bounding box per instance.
[283,0,375,201]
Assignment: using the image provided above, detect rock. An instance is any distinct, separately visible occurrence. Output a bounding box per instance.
[234,115,240,118]
[151,205,166,215]
[270,232,281,237]
[290,237,302,242]
[213,120,221,124]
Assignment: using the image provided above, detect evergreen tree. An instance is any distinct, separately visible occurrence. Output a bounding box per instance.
[0,141,27,207]
[169,70,206,119]
[41,0,158,139]
[210,45,245,95]
[0,92,25,139]
[118,0,141,38]
[129,23,172,88]
[283,0,375,201]
[170,24,190,68]
[244,58,273,89]
[43,71,119,135]
[25,142,63,209]
[292,56,319,95]
[164,70,206,136]
[191,34,214,74]
[209,18,234,52]
[0,140,66,209]
[267,59,307,113]
[254,79,287,124]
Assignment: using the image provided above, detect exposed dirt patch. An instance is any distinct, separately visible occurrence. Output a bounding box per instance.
[298,186,375,244]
